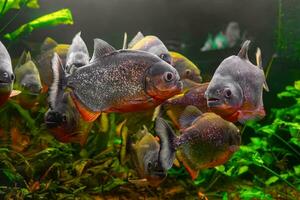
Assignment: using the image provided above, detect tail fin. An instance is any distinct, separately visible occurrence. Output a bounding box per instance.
[155,117,177,170]
[237,40,250,60]
[122,32,128,49]
[256,48,269,92]
[49,53,67,109]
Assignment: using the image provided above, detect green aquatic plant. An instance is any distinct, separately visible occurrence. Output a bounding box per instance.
[0,0,73,41]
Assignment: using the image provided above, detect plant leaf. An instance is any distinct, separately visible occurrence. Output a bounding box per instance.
[4,8,73,40]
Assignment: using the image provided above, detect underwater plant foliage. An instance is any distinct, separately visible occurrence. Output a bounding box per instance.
[0,0,73,41]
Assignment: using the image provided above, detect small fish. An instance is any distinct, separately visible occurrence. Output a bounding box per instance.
[201,22,241,52]
[225,22,241,48]
[36,37,69,92]
[128,32,172,64]
[14,52,43,108]
[0,41,16,107]
[155,106,241,180]
[170,51,202,85]
[130,126,168,186]
[52,38,182,122]
[205,40,269,123]
[65,32,90,75]
[45,54,91,145]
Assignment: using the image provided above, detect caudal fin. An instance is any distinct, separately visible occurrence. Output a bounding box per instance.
[256,47,270,92]
[49,53,67,109]
[155,117,177,170]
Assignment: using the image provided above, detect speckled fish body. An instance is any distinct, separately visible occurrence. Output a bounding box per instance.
[155,106,241,180]
[163,82,209,127]
[205,40,268,123]
[166,82,209,112]
[66,39,182,118]
[128,32,172,64]
[36,37,69,91]
[0,41,14,107]
[170,51,202,85]
[14,52,42,108]
[176,112,240,179]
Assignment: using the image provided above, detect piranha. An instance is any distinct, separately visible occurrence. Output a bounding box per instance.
[65,32,90,75]
[52,38,182,122]
[36,37,69,92]
[14,52,43,109]
[0,41,18,107]
[205,40,269,123]
[170,51,202,86]
[129,126,169,186]
[44,44,92,145]
[155,106,241,180]
[127,32,172,64]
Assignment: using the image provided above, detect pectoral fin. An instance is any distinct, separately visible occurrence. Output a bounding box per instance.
[179,105,202,129]
[9,90,21,97]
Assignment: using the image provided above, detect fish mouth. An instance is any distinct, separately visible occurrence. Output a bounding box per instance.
[191,75,202,83]
[45,121,61,128]
[207,97,223,107]
[0,80,11,87]
[176,80,184,92]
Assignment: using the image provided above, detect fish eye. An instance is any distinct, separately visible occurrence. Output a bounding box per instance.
[62,115,67,122]
[164,72,174,82]
[224,88,232,98]
[160,54,172,64]
[3,72,8,78]
[147,162,153,170]
[11,74,15,81]
[185,69,192,77]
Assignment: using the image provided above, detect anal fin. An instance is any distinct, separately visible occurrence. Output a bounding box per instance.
[178,152,199,180]
[71,95,100,122]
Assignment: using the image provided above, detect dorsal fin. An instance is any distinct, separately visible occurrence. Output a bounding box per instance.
[49,53,65,108]
[41,37,58,52]
[237,40,250,60]
[256,47,269,92]
[179,106,202,129]
[128,32,144,48]
[15,51,27,69]
[90,38,116,62]
[122,32,128,49]
[25,52,31,62]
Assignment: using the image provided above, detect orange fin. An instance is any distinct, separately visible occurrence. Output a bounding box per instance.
[9,90,21,97]
[72,96,100,122]
[177,152,199,180]
[183,161,199,180]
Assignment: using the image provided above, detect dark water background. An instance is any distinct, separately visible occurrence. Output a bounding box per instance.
[1,0,299,112]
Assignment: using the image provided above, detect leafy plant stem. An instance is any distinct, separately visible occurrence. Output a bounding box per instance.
[0,0,8,15]
[261,164,297,190]
[273,133,300,159]
[205,172,221,192]
[0,0,28,35]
